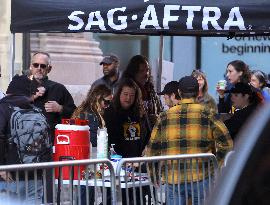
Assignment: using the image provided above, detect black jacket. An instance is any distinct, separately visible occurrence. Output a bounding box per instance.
[104,106,150,158]
[32,77,76,141]
[0,95,33,165]
[218,93,232,113]
[224,104,257,141]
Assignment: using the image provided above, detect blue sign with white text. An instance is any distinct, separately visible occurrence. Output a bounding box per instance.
[201,36,270,99]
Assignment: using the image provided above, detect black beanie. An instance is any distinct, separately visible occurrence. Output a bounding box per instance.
[6,75,32,96]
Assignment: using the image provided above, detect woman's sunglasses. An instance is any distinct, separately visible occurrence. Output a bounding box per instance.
[32,63,48,69]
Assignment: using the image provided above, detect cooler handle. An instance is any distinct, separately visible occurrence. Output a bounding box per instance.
[56,135,70,145]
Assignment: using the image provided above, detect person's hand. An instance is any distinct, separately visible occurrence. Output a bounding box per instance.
[141,147,147,157]
[219,113,233,122]
[153,180,161,188]
[149,114,158,127]
[126,163,140,169]
[216,85,225,98]
[45,101,63,113]
[32,86,46,100]
[37,86,46,96]
[0,171,13,182]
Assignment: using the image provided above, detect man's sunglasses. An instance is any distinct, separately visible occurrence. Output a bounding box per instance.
[103,98,111,106]
[32,63,48,69]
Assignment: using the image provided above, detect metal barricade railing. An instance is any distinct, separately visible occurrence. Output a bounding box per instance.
[0,159,116,205]
[0,154,219,205]
[223,151,235,167]
[115,153,218,205]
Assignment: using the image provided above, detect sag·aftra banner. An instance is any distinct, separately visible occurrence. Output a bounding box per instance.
[11,0,270,36]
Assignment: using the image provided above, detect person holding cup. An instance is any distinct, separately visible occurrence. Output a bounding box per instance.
[217,60,251,113]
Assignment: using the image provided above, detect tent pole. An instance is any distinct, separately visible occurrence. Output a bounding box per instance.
[157,35,164,93]
[10,33,15,81]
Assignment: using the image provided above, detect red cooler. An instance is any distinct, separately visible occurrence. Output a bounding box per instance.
[53,121,90,180]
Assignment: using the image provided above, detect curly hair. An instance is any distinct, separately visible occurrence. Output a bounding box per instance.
[72,84,112,126]
[122,55,157,100]
[122,55,149,79]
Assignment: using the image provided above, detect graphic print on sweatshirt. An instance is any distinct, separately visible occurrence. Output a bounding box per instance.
[123,120,141,141]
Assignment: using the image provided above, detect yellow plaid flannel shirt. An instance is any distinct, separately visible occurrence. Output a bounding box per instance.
[146,98,233,184]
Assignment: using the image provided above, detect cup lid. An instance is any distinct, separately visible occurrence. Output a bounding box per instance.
[111,154,122,159]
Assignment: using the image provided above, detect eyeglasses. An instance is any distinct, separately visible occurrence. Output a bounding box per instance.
[32,63,48,69]
[103,98,111,106]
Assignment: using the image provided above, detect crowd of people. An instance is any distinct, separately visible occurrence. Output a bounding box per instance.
[0,51,269,204]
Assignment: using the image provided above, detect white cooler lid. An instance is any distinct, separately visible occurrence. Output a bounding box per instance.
[55,124,90,131]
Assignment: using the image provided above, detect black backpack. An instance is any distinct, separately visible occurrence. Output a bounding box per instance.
[8,105,51,163]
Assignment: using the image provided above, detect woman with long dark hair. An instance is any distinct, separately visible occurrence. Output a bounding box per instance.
[104,78,149,158]
[217,60,251,113]
[122,55,163,128]
[104,78,151,205]
[192,69,217,113]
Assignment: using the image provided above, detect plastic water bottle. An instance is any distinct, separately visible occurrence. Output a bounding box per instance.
[97,128,108,159]
[109,144,117,158]
[109,144,122,172]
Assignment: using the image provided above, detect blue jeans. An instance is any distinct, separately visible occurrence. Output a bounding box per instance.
[0,179,43,204]
[166,179,209,205]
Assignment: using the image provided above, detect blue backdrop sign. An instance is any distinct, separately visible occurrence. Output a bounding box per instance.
[201,36,270,98]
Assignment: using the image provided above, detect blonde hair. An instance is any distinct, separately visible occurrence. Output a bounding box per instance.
[72,84,111,127]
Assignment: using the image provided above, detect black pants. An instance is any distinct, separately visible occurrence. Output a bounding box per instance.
[45,167,54,203]
[122,186,150,205]
[106,186,151,205]
[80,186,95,205]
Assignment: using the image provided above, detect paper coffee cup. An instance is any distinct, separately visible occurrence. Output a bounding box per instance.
[218,80,227,90]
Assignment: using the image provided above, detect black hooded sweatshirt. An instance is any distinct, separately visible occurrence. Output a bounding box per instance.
[104,106,150,158]
[0,95,33,165]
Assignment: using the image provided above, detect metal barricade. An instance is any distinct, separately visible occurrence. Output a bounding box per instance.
[115,153,218,205]
[0,159,116,205]
[223,151,235,167]
[0,154,219,205]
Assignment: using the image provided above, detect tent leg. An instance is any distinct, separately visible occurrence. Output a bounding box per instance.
[157,35,164,93]
[10,33,15,81]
